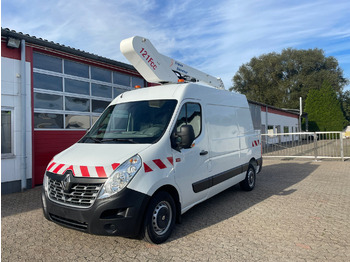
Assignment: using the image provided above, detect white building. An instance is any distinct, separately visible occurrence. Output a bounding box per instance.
[248,100,300,144]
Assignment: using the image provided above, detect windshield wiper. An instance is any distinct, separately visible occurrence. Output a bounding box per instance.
[99,138,137,144]
[84,137,102,143]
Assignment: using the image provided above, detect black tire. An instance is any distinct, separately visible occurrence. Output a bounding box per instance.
[240,164,256,191]
[143,191,176,244]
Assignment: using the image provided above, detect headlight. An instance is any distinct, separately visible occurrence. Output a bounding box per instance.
[98,155,142,199]
[43,173,49,195]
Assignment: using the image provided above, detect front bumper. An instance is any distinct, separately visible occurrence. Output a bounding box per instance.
[42,175,150,237]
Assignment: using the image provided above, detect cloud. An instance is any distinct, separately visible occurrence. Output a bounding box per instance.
[2,0,350,90]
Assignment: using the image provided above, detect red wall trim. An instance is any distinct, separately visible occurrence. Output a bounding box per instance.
[33,130,85,185]
[1,41,32,61]
[261,106,299,119]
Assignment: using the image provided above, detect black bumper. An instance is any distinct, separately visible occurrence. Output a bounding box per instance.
[42,183,150,237]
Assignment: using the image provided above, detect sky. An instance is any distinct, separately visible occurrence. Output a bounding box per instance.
[2,0,350,91]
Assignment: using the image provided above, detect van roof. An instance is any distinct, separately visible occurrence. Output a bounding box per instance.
[111,83,249,108]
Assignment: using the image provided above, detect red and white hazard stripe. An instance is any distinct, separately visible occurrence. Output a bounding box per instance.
[46,161,120,178]
[143,157,174,173]
[252,140,260,147]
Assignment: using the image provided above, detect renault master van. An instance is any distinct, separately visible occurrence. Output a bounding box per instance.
[42,82,262,244]
[42,36,262,244]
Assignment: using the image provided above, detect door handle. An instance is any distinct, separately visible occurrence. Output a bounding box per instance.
[200,150,208,156]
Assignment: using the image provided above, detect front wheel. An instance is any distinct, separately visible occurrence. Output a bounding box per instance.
[240,164,256,191]
[143,191,176,244]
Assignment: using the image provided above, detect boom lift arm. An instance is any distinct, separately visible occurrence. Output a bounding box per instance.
[120,36,224,89]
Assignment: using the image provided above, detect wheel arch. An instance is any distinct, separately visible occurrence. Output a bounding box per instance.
[249,157,258,171]
[147,185,182,224]
[248,157,262,173]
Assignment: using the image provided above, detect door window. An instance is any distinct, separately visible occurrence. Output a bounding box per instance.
[176,103,201,138]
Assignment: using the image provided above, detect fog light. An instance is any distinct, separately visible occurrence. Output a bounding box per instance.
[104,224,118,234]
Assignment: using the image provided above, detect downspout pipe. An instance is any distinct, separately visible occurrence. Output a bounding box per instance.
[21,39,27,191]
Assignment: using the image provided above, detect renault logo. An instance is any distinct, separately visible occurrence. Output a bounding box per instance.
[62,173,72,193]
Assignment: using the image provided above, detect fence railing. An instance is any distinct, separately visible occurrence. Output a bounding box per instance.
[262,132,350,161]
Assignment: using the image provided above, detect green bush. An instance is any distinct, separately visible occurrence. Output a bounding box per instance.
[305,81,346,131]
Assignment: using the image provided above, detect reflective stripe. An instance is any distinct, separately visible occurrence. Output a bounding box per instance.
[144,156,174,173]
[144,163,153,173]
[52,164,65,174]
[95,166,107,178]
[46,161,119,177]
[62,165,75,175]
[80,166,90,177]
[153,159,167,169]
[47,162,56,171]
[252,140,260,147]
[112,163,120,170]
[167,157,174,166]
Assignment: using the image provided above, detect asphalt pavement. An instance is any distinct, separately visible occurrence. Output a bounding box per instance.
[1,159,350,261]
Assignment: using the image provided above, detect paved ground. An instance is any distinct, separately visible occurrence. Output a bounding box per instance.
[2,159,350,261]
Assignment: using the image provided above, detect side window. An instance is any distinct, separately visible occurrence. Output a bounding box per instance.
[176,103,201,138]
[1,109,13,155]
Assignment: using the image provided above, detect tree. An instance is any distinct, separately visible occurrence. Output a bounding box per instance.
[339,90,350,125]
[231,48,348,109]
[304,81,346,131]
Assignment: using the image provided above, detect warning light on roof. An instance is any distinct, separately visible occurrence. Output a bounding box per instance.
[178,79,185,83]
[134,85,141,89]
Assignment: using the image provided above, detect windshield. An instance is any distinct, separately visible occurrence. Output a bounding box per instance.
[80,100,177,144]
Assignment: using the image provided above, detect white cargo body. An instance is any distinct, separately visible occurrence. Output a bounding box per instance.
[42,37,262,244]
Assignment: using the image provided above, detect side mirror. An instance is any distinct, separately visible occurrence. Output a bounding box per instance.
[171,125,195,150]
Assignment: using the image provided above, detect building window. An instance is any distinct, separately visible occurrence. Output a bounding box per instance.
[33,73,63,92]
[34,93,63,110]
[65,97,90,112]
[132,76,145,88]
[64,60,89,78]
[91,66,111,82]
[92,100,110,113]
[33,53,62,73]
[284,126,289,136]
[113,72,130,86]
[1,110,13,156]
[91,83,112,98]
[34,113,64,129]
[267,125,275,137]
[32,52,139,130]
[65,115,90,129]
[65,79,89,95]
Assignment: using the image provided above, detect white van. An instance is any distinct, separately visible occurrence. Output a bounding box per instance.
[42,82,262,244]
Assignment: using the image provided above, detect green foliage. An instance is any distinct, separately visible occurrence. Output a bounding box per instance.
[231,48,348,109]
[304,81,346,131]
[339,90,350,125]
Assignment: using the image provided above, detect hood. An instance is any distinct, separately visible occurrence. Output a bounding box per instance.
[46,143,150,178]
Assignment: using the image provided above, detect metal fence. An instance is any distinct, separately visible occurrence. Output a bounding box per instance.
[262,132,350,161]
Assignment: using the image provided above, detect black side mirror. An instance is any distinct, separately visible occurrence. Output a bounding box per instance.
[171,125,195,150]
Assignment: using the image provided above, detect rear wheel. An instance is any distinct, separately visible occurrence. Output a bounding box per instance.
[143,191,176,244]
[240,164,256,191]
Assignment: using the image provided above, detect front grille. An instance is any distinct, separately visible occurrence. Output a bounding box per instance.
[48,177,103,208]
